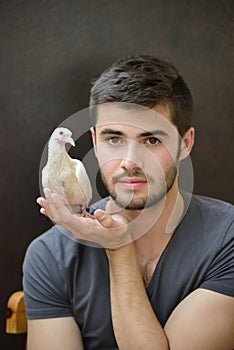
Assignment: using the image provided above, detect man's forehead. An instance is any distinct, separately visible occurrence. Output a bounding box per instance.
[96,102,176,134]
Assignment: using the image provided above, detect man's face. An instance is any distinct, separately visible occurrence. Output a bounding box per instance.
[92,103,181,210]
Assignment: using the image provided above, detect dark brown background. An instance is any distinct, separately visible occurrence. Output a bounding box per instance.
[0,1,233,349]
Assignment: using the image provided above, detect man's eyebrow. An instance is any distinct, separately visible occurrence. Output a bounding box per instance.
[100,128,125,136]
[138,130,168,137]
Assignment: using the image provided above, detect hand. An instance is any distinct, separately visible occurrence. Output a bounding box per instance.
[37,188,131,249]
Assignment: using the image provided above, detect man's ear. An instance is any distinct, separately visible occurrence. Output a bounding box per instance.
[90,127,97,157]
[179,127,195,161]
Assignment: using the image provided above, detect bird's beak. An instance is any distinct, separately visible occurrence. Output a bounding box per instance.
[64,137,75,147]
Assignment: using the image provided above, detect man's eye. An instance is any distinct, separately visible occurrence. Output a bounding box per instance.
[107,137,123,145]
[145,137,160,145]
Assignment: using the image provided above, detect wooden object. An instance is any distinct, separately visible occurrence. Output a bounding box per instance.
[6,291,27,334]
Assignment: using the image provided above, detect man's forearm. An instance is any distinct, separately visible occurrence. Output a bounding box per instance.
[106,244,169,350]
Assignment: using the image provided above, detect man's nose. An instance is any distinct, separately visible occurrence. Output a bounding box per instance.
[120,142,143,171]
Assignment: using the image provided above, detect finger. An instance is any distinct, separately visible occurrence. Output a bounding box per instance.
[40,207,49,217]
[48,192,75,227]
[50,192,67,210]
[94,209,116,228]
[38,190,62,223]
[36,197,49,217]
[36,197,45,207]
[43,190,64,213]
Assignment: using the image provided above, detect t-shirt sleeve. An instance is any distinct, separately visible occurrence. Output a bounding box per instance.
[23,233,73,319]
[200,220,234,296]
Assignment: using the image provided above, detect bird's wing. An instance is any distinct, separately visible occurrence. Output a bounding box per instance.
[41,165,48,189]
[74,159,92,206]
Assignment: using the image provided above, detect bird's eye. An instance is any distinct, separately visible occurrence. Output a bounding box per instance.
[59,131,64,135]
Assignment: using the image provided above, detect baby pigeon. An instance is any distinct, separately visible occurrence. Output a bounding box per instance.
[42,127,92,216]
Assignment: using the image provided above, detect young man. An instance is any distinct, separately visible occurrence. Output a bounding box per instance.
[23,55,234,349]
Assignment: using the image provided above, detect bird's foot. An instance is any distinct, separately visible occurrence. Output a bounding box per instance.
[81,207,95,219]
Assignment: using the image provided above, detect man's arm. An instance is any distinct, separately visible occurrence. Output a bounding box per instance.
[27,317,84,350]
[164,288,234,350]
[106,244,169,350]
[106,244,234,350]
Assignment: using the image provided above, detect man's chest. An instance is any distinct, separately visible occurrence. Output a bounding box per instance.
[137,235,172,287]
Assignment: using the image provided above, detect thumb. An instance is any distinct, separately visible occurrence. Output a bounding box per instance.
[94,210,116,228]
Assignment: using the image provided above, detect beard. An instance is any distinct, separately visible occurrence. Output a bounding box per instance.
[100,163,178,210]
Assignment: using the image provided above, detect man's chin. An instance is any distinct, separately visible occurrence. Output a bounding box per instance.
[120,202,146,210]
[112,194,165,210]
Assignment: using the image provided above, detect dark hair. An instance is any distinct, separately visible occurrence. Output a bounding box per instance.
[90,55,193,136]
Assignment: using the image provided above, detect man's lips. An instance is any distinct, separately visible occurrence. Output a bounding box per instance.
[118,177,147,189]
[118,177,147,183]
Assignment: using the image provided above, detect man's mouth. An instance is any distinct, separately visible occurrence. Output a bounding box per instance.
[118,177,147,189]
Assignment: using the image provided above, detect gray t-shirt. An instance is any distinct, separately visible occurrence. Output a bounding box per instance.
[23,193,234,349]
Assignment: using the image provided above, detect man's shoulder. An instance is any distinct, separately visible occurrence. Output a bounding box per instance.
[184,192,234,237]
[28,224,71,248]
[192,193,233,207]
[190,193,234,217]
[24,224,85,266]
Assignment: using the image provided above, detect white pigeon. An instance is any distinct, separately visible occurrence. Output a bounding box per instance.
[42,127,92,215]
